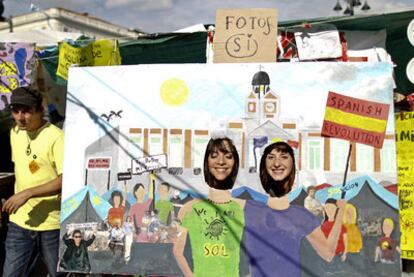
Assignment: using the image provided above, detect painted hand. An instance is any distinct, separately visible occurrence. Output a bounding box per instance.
[336,199,347,210]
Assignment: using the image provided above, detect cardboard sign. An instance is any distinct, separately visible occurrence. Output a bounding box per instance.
[87,157,111,170]
[322,91,390,148]
[57,39,121,80]
[395,111,414,259]
[132,154,167,174]
[294,25,342,60]
[213,8,277,63]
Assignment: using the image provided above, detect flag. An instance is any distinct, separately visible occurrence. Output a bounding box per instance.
[321,91,390,148]
[253,136,268,149]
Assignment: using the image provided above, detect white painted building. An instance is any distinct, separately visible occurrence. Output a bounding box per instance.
[0,7,144,42]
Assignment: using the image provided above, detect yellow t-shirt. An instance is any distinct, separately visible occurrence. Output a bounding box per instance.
[10,122,64,231]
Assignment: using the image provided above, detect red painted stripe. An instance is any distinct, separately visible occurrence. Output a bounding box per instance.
[326,91,390,120]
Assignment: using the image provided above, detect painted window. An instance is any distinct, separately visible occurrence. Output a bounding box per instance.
[149,135,163,156]
[248,102,256,112]
[381,140,397,172]
[330,139,349,172]
[356,143,374,172]
[168,135,184,167]
[307,139,323,170]
[193,137,209,168]
[128,135,144,159]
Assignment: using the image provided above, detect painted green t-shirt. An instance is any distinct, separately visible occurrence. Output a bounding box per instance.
[155,199,174,225]
[182,199,245,277]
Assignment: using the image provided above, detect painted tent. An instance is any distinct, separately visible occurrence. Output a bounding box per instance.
[301,175,400,276]
[289,186,308,205]
[232,186,269,203]
[60,185,111,229]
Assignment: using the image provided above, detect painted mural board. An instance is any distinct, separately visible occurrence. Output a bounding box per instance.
[61,63,400,276]
[213,8,277,63]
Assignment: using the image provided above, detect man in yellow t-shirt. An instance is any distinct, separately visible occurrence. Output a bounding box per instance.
[2,87,64,277]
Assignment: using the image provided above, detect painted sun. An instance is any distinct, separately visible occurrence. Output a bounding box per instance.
[160,78,189,106]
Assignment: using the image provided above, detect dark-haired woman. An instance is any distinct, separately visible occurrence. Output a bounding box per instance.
[244,141,346,277]
[107,183,127,228]
[173,137,245,277]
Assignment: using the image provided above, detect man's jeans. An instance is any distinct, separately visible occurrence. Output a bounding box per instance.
[3,222,63,277]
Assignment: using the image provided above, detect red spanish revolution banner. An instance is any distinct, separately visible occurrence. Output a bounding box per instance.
[321,91,390,148]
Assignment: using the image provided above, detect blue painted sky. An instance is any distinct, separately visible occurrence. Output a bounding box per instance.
[62,62,394,199]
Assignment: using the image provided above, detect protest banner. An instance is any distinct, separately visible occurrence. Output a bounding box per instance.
[132,154,167,174]
[87,157,112,170]
[395,111,414,260]
[322,91,390,148]
[57,39,121,80]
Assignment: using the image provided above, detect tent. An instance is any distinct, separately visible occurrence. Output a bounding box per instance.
[60,185,111,229]
[232,186,268,203]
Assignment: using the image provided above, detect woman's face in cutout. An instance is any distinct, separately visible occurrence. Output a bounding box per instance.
[265,149,293,182]
[208,140,235,181]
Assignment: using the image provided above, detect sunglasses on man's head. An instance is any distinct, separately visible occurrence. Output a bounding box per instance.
[73,236,82,238]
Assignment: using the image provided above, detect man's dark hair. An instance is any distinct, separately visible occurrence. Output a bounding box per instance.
[160,182,170,190]
[307,185,317,194]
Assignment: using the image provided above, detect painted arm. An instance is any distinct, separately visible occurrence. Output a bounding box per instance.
[85,234,96,247]
[341,233,348,261]
[306,199,346,262]
[173,227,193,277]
[122,182,127,207]
[62,232,71,247]
[173,201,194,277]
[2,174,62,214]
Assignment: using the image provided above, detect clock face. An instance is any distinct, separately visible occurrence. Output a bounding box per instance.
[265,102,276,113]
[408,19,414,47]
